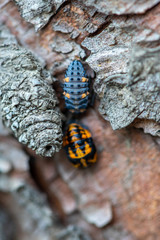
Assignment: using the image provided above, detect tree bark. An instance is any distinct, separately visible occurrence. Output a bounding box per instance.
[0,1,160,240]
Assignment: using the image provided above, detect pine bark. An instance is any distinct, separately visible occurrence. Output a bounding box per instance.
[0,1,160,240]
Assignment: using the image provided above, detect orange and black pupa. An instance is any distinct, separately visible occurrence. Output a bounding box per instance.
[63,60,90,114]
[63,123,97,168]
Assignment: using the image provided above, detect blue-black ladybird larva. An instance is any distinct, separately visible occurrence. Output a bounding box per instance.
[0,43,63,157]
[63,60,90,113]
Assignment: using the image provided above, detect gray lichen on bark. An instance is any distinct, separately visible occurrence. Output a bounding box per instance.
[13,0,67,31]
[56,225,92,240]
[51,35,86,57]
[51,34,86,76]
[0,24,17,45]
[82,17,160,131]
[134,119,160,137]
[13,184,56,238]
[0,41,63,157]
[103,224,136,240]
[82,18,138,97]
[128,46,160,122]
[80,0,160,14]
[0,171,58,240]
[98,46,160,130]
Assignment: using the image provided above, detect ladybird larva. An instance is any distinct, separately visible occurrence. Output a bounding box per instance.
[63,122,97,168]
[0,43,62,157]
[63,60,90,114]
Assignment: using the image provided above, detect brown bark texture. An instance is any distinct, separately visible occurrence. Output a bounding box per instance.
[0,0,160,240]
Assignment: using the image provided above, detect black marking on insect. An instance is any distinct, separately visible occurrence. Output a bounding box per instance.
[63,60,90,114]
[63,123,97,168]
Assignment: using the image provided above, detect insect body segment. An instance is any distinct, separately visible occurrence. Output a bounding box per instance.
[63,60,90,113]
[63,123,97,168]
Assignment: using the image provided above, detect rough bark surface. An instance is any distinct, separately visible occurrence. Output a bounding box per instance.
[13,0,67,31]
[97,45,160,130]
[0,25,63,157]
[82,12,160,131]
[81,0,160,14]
[1,1,160,240]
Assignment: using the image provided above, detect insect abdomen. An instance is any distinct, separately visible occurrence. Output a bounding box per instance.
[63,123,97,168]
[63,60,90,113]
